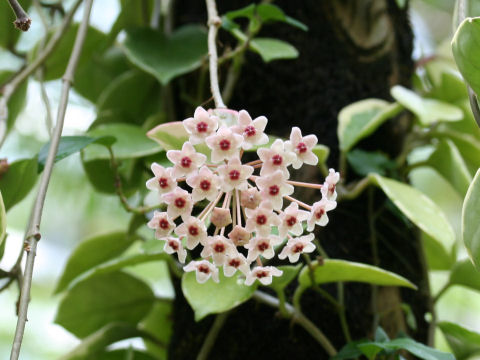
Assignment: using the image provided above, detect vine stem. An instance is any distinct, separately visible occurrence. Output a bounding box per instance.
[253,291,337,356]
[0,0,82,148]
[196,312,230,360]
[9,1,94,359]
[205,0,226,108]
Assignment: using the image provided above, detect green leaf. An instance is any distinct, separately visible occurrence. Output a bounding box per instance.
[337,99,402,152]
[312,144,330,165]
[0,158,38,211]
[249,38,299,62]
[435,129,480,172]
[255,4,308,31]
[347,149,396,177]
[452,17,480,97]
[0,0,32,49]
[94,350,157,360]
[223,4,256,21]
[55,271,155,338]
[422,233,456,271]
[449,259,480,292]
[439,321,480,360]
[123,25,207,85]
[54,232,136,294]
[391,85,463,125]
[82,123,162,161]
[93,253,169,276]
[0,191,6,251]
[298,259,416,289]
[385,338,455,360]
[370,174,456,251]
[463,169,480,268]
[269,264,302,292]
[59,323,152,360]
[425,60,468,103]
[182,271,257,321]
[427,139,472,196]
[147,121,188,151]
[141,302,172,360]
[0,70,29,132]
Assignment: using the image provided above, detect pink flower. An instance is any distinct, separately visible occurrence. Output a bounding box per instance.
[162,187,193,221]
[255,170,294,210]
[183,260,219,283]
[307,198,337,231]
[240,187,262,209]
[200,235,237,266]
[186,166,220,202]
[217,158,254,192]
[284,127,318,169]
[228,225,251,246]
[245,235,283,262]
[257,139,296,177]
[147,211,175,239]
[175,216,208,249]
[224,252,250,277]
[232,110,269,150]
[146,163,177,194]
[183,106,219,144]
[167,142,207,178]
[245,200,281,237]
[278,202,310,238]
[321,168,340,201]
[245,266,283,286]
[278,233,315,262]
[210,208,232,228]
[163,237,187,263]
[205,126,243,163]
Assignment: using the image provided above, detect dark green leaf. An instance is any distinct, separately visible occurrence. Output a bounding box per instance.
[94,350,157,360]
[0,70,29,133]
[439,321,480,360]
[463,169,480,269]
[375,327,390,342]
[141,302,172,359]
[54,232,136,294]
[385,338,455,360]
[223,4,256,21]
[93,253,169,276]
[269,264,302,292]
[182,271,257,321]
[249,38,298,62]
[256,4,308,31]
[422,233,456,271]
[347,149,396,176]
[435,130,480,172]
[123,25,207,85]
[55,271,155,338]
[449,259,480,292]
[0,158,38,211]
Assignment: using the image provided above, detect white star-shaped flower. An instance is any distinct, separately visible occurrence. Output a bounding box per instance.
[307,198,337,231]
[245,235,283,262]
[284,127,318,169]
[217,158,254,192]
[200,235,237,266]
[183,106,219,144]
[146,163,177,194]
[163,237,187,263]
[205,126,243,163]
[183,260,219,283]
[321,168,340,201]
[147,211,175,239]
[257,139,296,177]
[278,202,310,238]
[175,216,208,250]
[244,200,281,237]
[255,170,294,210]
[186,166,220,202]
[232,110,269,150]
[245,266,283,286]
[278,233,315,262]
[167,142,206,178]
[161,187,193,221]
[224,252,250,277]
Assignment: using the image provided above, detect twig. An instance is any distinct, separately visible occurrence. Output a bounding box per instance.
[9,1,93,359]
[7,0,31,31]
[336,177,371,201]
[0,0,82,148]
[205,0,226,108]
[196,312,230,360]
[253,291,337,356]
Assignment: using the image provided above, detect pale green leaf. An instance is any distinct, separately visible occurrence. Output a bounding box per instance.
[270,264,302,292]
[249,38,299,62]
[439,321,480,360]
[182,271,257,321]
[0,158,38,211]
[449,259,480,292]
[463,169,480,268]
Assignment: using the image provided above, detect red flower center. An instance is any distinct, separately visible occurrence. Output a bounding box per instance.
[256,270,268,278]
[168,240,178,250]
[286,216,297,227]
[269,185,279,196]
[188,225,199,236]
[229,169,240,180]
[197,121,208,133]
[198,264,210,274]
[175,197,186,208]
[229,259,241,268]
[214,243,225,253]
[329,184,336,195]
[158,177,169,188]
[244,125,256,137]
[200,179,211,190]
[256,215,267,225]
[272,154,282,165]
[181,156,192,168]
[219,139,231,151]
[159,218,170,229]
[296,142,307,153]
[315,208,325,219]
[293,243,305,253]
[257,241,269,251]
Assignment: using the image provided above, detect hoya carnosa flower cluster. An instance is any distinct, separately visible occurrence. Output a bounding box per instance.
[146,107,339,286]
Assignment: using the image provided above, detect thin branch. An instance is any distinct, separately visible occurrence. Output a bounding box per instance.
[205,0,226,108]
[253,291,337,356]
[0,0,82,148]
[196,312,230,360]
[9,1,93,359]
[7,0,31,31]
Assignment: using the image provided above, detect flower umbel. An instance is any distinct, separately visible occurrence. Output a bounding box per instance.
[146,107,339,285]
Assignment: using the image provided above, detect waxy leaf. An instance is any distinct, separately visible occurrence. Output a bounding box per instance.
[0,158,38,211]
[371,174,456,251]
[298,259,416,289]
[438,321,480,360]
[462,169,480,268]
[93,253,169,276]
[249,38,299,62]
[270,264,302,292]
[147,121,187,151]
[123,25,207,85]
[0,71,29,133]
[312,144,330,165]
[337,99,402,152]
[391,85,463,125]
[449,259,480,293]
[55,271,155,338]
[54,232,136,294]
[182,271,257,321]
[347,149,396,177]
[452,17,480,97]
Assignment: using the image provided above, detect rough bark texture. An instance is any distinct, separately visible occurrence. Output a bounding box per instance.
[170,1,431,359]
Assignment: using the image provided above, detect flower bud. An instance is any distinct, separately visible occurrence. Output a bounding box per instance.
[228,225,251,246]
[240,188,261,209]
[211,208,232,228]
